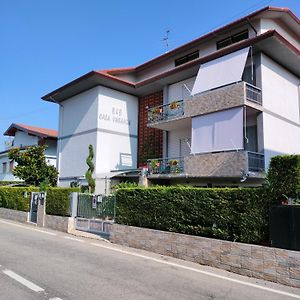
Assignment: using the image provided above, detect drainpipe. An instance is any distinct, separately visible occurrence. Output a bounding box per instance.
[49,96,64,186]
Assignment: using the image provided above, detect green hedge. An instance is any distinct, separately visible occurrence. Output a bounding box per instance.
[0,181,24,186]
[46,187,80,216]
[116,187,269,243]
[267,155,300,202]
[0,187,38,211]
[0,186,79,216]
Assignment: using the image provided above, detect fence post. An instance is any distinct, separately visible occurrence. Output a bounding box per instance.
[70,192,78,217]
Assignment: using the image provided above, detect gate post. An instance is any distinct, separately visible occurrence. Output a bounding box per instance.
[70,192,78,217]
[37,192,46,227]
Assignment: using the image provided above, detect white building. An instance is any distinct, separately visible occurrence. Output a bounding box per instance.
[0,123,58,182]
[42,6,300,191]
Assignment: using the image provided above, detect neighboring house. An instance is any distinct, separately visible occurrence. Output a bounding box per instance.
[42,6,300,192]
[0,123,58,182]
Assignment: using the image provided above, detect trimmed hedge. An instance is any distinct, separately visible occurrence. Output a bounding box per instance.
[116,187,270,243]
[0,187,38,211]
[267,155,300,202]
[0,187,79,216]
[0,181,24,186]
[46,187,80,216]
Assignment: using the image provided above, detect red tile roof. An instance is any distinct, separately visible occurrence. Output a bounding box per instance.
[4,123,58,138]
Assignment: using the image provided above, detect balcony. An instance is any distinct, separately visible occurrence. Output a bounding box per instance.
[147,100,184,124]
[147,157,184,176]
[147,151,265,178]
[248,151,265,172]
[148,81,262,130]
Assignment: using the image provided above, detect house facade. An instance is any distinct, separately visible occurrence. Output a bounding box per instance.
[0,123,58,182]
[42,6,300,192]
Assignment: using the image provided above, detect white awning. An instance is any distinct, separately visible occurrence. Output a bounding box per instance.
[191,107,244,154]
[191,47,250,95]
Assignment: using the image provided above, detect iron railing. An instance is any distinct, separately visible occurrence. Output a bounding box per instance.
[245,83,262,105]
[247,151,265,172]
[147,100,184,124]
[147,157,184,175]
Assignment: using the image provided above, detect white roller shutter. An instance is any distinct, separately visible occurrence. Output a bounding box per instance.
[191,107,244,154]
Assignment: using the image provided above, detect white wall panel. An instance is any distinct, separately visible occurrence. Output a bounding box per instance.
[168,127,191,158]
[261,53,300,123]
[168,77,196,103]
[263,113,300,168]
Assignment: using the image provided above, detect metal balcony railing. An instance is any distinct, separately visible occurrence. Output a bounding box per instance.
[147,157,184,175]
[147,100,184,124]
[245,83,262,105]
[248,151,265,172]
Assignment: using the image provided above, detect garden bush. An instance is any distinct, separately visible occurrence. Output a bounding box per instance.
[0,187,38,211]
[115,186,269,244]
[0,186,79,216]
[267,155,300,203]
[0,181,24,186]
[46,187,80,216]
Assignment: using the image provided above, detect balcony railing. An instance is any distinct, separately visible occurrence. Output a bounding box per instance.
[248,151,265,172]
[147,157,184,175]
[245,83,262,105]
[147,100,184,124]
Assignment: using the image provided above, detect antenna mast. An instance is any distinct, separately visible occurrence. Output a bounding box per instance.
[162,29,170,53]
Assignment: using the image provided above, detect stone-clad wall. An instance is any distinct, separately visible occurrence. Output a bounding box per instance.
[0,208,28,222]
[185,81,245,117]
[110,224,300,288]
[184,151,248,177]
[44,215,75,233]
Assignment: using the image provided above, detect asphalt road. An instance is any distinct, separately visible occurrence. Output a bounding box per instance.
[1,219,300,300]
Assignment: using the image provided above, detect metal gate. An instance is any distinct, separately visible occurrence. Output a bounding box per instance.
[75,193,116,236]
[30,192,39,223]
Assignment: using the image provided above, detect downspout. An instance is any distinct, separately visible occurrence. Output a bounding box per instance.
[49,96,64,186]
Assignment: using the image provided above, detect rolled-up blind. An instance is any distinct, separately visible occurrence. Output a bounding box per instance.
[191,47,249,95]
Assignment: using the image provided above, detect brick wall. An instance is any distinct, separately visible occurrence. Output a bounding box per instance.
[138,91,163,166]
[110,224,300,288]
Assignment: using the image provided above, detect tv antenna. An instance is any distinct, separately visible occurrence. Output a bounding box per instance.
[162,29,170,52]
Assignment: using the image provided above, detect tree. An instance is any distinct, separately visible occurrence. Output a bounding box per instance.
[8,145,58,187]
[85,144,95,194]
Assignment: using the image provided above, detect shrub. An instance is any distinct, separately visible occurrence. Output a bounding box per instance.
[0,187,38,211]
[46,187,80,216]
[267,155,300,203]
[115,187,269,244]
[0,181,24,186]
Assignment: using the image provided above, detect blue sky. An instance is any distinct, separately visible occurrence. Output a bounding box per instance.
[0,0,299,150]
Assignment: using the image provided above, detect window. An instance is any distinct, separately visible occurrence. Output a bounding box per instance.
[216,30,249,50]
[9,161,14,173]
[2,162,7,174]
[175,51,199,67]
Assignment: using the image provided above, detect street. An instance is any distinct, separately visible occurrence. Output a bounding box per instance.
[0,219,300,300]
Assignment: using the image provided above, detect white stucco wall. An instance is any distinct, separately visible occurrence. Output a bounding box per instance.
[167,77,196,103]
[168,127,191,158]
[13,131,38,147]
[96,86,138,173]
[59,132,97,179]
[45,139,57,157]
[0,154,18,181]
[57,85,138,188]
[60,87,99,137]
[261,53,300,167]
[263,113,300,167]
[259,18,300,50]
